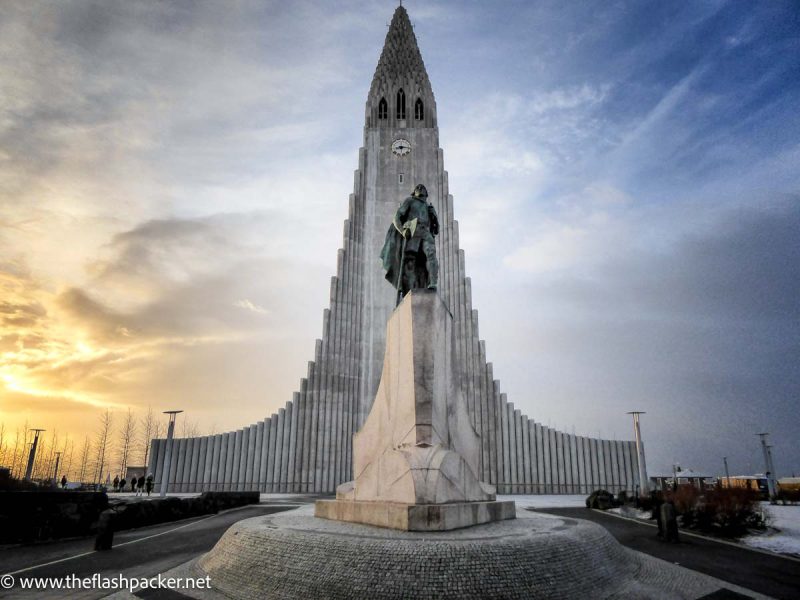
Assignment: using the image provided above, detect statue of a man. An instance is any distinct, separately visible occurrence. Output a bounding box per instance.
[380,183,439,303]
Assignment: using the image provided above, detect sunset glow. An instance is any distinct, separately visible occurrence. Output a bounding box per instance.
[1,0,798,482]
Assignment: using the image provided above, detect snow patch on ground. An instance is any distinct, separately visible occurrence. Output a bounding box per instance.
[498,494,587,509]
[741,503,800,557]
[259,493,312,500]
[608,506,652,520]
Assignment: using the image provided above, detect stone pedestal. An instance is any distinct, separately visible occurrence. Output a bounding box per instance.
[315,290,514,530]
[194,505,756,600]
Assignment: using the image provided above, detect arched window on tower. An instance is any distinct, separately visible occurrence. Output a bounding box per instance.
[378,97,387,120]
[414,98,424,121]
[396,89,406,120]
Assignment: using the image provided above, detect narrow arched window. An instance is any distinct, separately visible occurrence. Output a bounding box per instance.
[415,98,424,120]
[396,88,406,120]
[378,97,387,120]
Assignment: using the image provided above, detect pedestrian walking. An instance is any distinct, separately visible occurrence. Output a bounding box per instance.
[661,500,680,543]
[113,475,120,492]
[145,473,154,496]
[95,508,115,550]
[136,475,145,496]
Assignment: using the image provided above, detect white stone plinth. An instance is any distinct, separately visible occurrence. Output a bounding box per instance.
[315,498,515,531]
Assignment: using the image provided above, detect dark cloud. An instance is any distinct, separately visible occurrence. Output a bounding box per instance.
[92,213,283,282]
[18,333,47,350]
[0,334,20,352]
[540,199,800,322]
[92,218,221,282]
[649,201,800,320]
[59,211,326,345]
[56,287,130,341]
[490,200,800,475]
[0,299,47,329]
[0,301,46,317]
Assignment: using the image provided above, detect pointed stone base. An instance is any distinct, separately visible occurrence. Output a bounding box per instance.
[325,291,509,532]
[315,499,515,531]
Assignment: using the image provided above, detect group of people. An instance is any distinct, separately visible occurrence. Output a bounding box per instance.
[111,473,154,496]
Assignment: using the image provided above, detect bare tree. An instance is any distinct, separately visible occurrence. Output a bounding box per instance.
[93,410,113,485]
[63,437,75,481]
[117,409,136,477]
[32,429,53,481]
[139,406,164,470]
[180,418,199,439]
[11,420,29,479]
[77,436,91,483]
[0,422,6,467]
[39,430,58,481]
[10,425,23,478]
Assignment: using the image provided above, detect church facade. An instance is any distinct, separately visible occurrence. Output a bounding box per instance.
[148,6,642,495]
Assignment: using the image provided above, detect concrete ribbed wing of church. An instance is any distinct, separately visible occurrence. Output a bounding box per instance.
[148,6,641,496]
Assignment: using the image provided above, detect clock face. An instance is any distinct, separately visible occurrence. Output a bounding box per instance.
[391,138,411,156]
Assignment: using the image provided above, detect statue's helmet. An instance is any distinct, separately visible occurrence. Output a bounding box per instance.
[413,183,428,198]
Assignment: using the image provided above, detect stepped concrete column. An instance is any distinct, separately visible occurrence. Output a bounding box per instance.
[253,423,263,490]
[274,408,285,492]
[288,393,300,492]
[266,417,278,492]
[208,435,220,491]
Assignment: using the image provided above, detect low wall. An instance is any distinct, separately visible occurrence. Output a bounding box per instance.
[0,491,108,543]
[111,491,258,531]
[0,490,259,543]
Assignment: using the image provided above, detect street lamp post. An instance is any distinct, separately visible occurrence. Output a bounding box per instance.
[767,444,777,496]
[24,429,45,482]
[52,451,62,486]
[757,433,777,499]
[626,412,649,495]
[160,410,183,498]
[723,456,731,487]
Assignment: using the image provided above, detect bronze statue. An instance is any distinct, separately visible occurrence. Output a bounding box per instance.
[380,183,439,304]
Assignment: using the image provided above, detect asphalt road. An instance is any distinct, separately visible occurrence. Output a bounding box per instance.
[534,507,800,600]
[0,502,300,599]
[4,501,797,599]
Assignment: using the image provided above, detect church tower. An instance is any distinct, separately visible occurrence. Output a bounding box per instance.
[357,6,445,426]
[149,6,642,497]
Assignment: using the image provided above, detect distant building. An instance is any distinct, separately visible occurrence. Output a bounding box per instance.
[719,475,768,497]
[650,469,713,491]
[125,465,146,482]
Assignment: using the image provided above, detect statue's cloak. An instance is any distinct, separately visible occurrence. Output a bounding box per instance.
[380,224,404,289]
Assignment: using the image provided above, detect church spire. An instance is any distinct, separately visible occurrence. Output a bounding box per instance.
[366,6,436,128]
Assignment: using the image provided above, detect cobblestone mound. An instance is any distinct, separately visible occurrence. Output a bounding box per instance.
[197,506,668,599]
